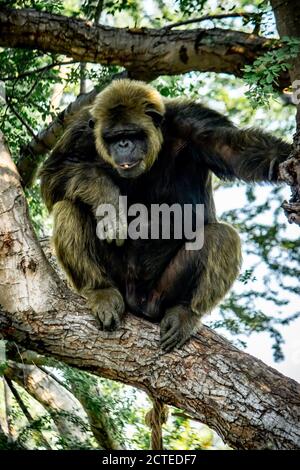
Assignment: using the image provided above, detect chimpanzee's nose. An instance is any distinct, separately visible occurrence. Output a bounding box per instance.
[116,139,135,155]
[119,140,130,149]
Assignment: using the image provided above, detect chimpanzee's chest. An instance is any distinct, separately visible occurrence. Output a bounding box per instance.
[107,145,212,283]
[117,145,209,209]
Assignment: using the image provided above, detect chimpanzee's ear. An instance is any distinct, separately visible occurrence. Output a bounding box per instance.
[88,118,95,129]
[145,109,164,127]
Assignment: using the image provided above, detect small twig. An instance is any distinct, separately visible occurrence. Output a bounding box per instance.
[38,365,73,395]
[79,63,87,94]
[0,60,77,82]
[3,377,13,441]
[4,376,52,449]
[94,0,104,25]
[4,376,33,423]
[21,76,41,101]
[79,1,104,94]
[6,98,38,141]
[164,12,253,30]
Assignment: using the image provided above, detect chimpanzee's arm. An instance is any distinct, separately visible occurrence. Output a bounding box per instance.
[168,102,291,182]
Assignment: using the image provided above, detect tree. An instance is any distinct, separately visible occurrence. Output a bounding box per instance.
[0,0,300,450]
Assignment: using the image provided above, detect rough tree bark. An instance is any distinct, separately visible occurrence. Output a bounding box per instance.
[271,0,300,225]
[1,133,300,450]
[0,7,290,85]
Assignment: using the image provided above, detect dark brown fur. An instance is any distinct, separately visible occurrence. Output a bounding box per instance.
[40,80,291,351]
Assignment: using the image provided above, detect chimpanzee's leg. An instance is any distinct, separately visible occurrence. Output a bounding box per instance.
[150,222,242,351]
[124,239,182,318]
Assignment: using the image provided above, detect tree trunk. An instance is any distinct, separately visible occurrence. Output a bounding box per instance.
[271,0,300,225]
[1,132,300,450]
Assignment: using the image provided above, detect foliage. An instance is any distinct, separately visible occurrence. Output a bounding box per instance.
[0,0,64,12]
[175,0,207,15]
[243,36,300,107]
[62,365,131,448]
[217,183,300,361]
[0,49,61,153]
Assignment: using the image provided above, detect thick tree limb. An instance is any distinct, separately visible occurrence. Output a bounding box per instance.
[1,132,300,449]
[0,7,289,85]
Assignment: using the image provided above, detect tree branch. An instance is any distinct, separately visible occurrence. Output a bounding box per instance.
[0,132,300,450]
[0,60,77,82]
[4,376,52,449]
[6,98,38,141]
[4,361,120,449]
[271,0,300,226]
[4,346,125,449]
[164,12,254,30]
[0,7,289,85]
[94,0,104,25]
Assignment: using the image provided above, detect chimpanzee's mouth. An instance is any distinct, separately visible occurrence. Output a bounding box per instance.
[118,160,140,170]
[116,160,145,179]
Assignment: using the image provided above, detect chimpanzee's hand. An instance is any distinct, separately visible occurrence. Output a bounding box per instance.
[87,288,125,331]
[160,305,200,352]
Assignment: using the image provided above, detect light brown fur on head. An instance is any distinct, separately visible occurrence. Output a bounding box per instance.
[91,79,165,171]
